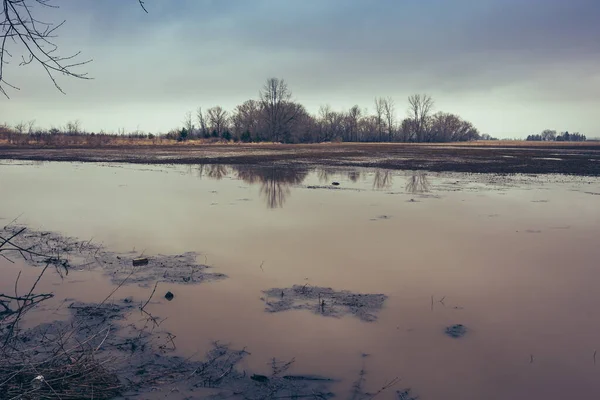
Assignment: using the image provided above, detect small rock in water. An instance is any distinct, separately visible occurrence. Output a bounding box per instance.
[251,374,269,383]
[445,324,467,338]
[164,291,174,301]
[331,182,340,186]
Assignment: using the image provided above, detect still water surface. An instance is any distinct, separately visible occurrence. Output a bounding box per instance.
[1,161,600,399]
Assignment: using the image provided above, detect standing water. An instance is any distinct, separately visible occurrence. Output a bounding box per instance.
[1,161,600,399]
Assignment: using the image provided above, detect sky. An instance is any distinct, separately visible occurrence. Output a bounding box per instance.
[1,0,599,138]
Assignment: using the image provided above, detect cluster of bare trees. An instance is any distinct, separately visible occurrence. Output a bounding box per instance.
[526,130,587,142]
[2,1,479,144]
[176,78,481,143]
[2,77,483,144]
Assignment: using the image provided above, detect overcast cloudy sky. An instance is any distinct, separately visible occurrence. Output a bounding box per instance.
[2,0,599,137]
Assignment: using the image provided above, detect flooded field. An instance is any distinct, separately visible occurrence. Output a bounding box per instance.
[1,160,600,399]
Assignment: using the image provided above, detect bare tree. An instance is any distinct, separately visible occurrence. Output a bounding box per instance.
[26,119,35,134]
[346,105,362,142]
[0,0,147,97]
[429,112,461,142]
[206,106,228,137]
[65,119,81,134]
[407,94,434,142]
[318,104,332,141]
[541,129,557,141]
[374,98,385,142]
[428,112,480,142]
[196,107,207,137]
[183,111,194,135]
[358,115,379,142]
[232,99,261,140]
[398,118,414,142]
[13,120,25,134]
[382,97,395,142]
[259,77,295,142]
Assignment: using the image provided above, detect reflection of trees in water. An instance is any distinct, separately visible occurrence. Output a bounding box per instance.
[207,165,230,180]
[232,165,308,209]
[372,169,393,190]
[405,172,430,194]
[318,168,361,184]
[317,168,332,184]
[347,170,361,182]
[195,164,230,180]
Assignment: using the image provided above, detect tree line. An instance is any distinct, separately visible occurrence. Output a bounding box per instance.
[2,77,487,144]
[168,78,484,143]
[526,129,587,142]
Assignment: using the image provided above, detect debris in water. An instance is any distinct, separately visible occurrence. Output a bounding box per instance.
[397,388,420,400]
[251,374,269,383]
[132,257,149,266]
[263,285,387,322]
[31,375,45,390]
[164,291,174,301]
[445,324,467,338]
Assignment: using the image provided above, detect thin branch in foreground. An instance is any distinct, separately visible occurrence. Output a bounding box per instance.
[368,377,400,400]
[1,0,148,97]
[138,0,148,13]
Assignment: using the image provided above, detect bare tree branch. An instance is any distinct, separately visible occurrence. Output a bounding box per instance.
[1,0,147,98]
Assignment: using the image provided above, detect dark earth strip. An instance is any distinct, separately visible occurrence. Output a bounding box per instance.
[1,143,600,175]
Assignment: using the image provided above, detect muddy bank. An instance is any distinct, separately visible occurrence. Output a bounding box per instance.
[2,296,339,399]
[1,225,226,286]
[2,295,415,399]
[1,142,600,175]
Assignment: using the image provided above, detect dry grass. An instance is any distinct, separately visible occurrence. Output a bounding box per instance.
[0,345,122,400]
[450,140,600,147]
[0,135,245,147]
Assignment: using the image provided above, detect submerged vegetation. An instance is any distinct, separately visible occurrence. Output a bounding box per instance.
[0,225,409,399]
[263,285,388,322]
[0,223,416,400]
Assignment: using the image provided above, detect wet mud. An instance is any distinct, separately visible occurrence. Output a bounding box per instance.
[2,142,600,175]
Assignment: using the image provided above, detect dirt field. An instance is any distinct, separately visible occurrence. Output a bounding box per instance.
[1,142,600,175]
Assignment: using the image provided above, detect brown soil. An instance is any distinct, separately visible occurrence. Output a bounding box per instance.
[1,142,600,175]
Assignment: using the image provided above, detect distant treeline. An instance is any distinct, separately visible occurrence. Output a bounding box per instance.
[2,78,497,145]
[171,78,486,143]
[526,130,587,142]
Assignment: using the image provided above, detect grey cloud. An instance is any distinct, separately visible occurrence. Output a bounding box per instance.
[2,0,599,136]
